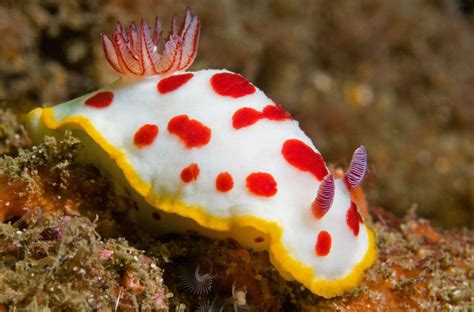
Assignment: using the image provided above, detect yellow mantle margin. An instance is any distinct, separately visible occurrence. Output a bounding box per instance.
[27,106,377,298]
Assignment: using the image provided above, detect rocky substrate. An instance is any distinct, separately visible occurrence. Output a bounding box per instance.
[0,110,471,311]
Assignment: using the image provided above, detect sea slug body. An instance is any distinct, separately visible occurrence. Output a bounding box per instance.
[25,8,376,298]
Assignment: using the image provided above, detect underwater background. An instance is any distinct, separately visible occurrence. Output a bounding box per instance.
[0,0,472,229]
[0,1,472,310]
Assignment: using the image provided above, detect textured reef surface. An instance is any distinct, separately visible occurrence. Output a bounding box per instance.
[0,110,472,310]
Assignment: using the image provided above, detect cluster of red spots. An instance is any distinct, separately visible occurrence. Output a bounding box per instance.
[346,201,363,236]
[211,72,256,98]
[215,172,234,192]
[157,73,194,94]
[168,115,211,148]
[315,230,332,256]
[180,163,200,183]
[246,172,277,197]
[85,91,114,108]
[134,124,159,147]
[152,212,161,221]
[232,104,293,129]
[281,139,329,181]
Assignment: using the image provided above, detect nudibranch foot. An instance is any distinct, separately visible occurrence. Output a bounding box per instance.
[25,8,376,298]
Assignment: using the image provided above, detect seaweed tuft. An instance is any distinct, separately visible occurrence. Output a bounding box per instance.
[0,211,171,311]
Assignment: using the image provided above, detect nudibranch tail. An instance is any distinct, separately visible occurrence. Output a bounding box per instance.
[312,174,335,219]
[101,7,200,76]
[344,146,368,189]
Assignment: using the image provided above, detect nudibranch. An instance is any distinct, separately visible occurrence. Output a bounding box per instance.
[26,9,376,298]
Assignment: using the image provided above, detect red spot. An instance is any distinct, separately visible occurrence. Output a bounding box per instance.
[211,72,256,98]
[180,163,200,183]
[168,115,211,148]
[246,172,277,197]
[254,237,264,243]
[216,172,234,192]
[281,139,328,181]
[133,124,158,147]
[315,231,332,256]
[232,107,262,129]
[157,73,194,94]
[232,104,292,130]
[346,202,361,236]
[152,212,161,221]
[262,104,292,121]
[85,91,114,108]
